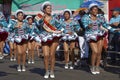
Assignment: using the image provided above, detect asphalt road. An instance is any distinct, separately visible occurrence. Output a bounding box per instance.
[0,56,120,80]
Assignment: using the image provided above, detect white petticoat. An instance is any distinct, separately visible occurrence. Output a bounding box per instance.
[7,33,15,43]
[40,32,62,43]
[85,30,106,42]
[28,32,41,43]
[14,34,29,43]
[61,33,78,41]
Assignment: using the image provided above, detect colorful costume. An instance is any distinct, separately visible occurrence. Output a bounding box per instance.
[8,20,29,44]
[82,14,115,42]
[35,14,63,43]
[61,19,80,41]
[0,12,8,41]
[27,23,41,43]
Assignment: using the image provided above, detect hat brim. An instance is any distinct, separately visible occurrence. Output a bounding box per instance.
[15,9,24,18]
[63,9,72,17]
[110,10,120,12]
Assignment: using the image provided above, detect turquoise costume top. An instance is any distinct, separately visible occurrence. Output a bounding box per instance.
[61,19,80,34]
[27,23,40,36]
[82,14,115,34]
[82,14,116,42]
[60,19,80,41]
[0,12,8,31]
[35,14,63,42]
[8,19,29,43]
[35,14,63,33]
[26,23,41,42]
[8,20,29,36]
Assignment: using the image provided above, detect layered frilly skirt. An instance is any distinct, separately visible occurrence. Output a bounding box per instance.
[40,31,63,43]
[61,32,78,41]
[85,30,107,42]
[0,29,8,41]
[13,34,29,44]
[8,32,41,44]
[28,32,41,43]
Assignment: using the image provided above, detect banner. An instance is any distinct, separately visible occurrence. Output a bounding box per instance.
[11,0,84,15]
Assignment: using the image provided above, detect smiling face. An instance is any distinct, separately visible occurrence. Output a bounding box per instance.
[64,11,71,20]
[17,12,24,21]
[28,18,33,25]
[43,5,52,15]
[90,6,99,16]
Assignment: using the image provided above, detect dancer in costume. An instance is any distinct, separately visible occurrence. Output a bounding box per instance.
[8,10,29,72]
[0,12,8,59]
[26,15,40,64]
[61,9,80,69]
[8,15,17,61]
[35,1,63,79]
[82,3,120,74]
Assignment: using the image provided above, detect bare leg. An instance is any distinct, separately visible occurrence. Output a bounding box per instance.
[9,42,14,59]
[13,43,17,59]
[69,41,75,66]
[0,41,3,57]
[96,39,103,67]
[17,44,23,65]
[22,43,27,65]
[28,42,32,61]
[42,44,50,71]
[63,41,69,64]
[35,42,41,57]
[31,41,35,61]
[1,41,4,55]
[50,39,59,71]
[89,42,98,66]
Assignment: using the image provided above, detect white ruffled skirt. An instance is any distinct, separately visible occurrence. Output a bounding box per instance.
[28,32,41,43]
[40,32,62,43]
[85,30,107,42]
[7,33,15,43]
[13,34,29,44]
[61,33,78,41]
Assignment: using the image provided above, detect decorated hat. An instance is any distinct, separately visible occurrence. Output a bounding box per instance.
[89,3,100,10]
[15,9,24,18]
[41,1,51,12]
[25,15,33,20]
[63,9,72,17]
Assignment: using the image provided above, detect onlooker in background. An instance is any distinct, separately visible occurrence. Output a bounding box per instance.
[109,7,120,64]
[8,15,17,61]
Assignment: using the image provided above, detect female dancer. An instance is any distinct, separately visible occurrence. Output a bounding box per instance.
[8,15,17,61]
[8,10,29,72]
[35,1,63,79]
[0,12,8,59]
[82,3,120,74]
[26,15,40,64]
[61,9,80,69]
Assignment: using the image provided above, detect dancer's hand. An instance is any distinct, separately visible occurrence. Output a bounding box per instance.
[54,30,62,34]
[67,32,72,35]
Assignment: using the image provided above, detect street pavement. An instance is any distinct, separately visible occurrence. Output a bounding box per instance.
[0,56,120,80]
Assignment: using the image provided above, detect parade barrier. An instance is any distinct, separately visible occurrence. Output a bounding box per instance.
[102,50,120,68]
